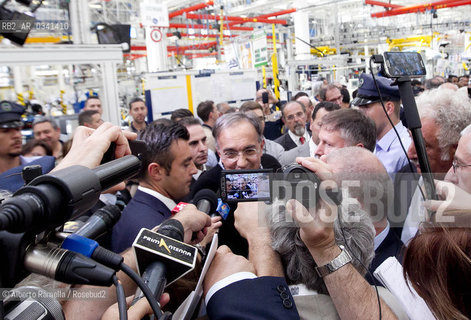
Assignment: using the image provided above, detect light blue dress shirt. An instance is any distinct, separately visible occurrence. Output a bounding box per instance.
[374,122,412,178]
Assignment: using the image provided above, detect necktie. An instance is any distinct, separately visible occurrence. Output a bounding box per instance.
[299,137,305,144]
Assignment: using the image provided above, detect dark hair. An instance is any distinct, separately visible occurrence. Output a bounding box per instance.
[213,113,262,148]
[447,75,458,82]
[137,122,190,180]
[170,108,193,122]
[280,100,306,117]
[129,97,145,110]
[319,84,340,101]
[340,87,350,104]
[321,108,376,152]
[78,110,99,126]
[239,101,263,114]
[32,117,59,130]
[22,139,52,156]
[196,100,215,122]
[292,91,309,101]
[312,101,341,121]
[177,116,201,127]
[85,96,100,105]
[403,222,471,320]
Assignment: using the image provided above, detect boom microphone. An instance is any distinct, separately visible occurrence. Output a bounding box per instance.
[0,155,140,234]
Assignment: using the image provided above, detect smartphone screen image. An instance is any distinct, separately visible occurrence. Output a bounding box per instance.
[383,52,426,78]
[221,170,272,202]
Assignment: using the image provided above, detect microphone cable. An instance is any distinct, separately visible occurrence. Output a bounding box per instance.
[113,275,127,320]
[60,234,167,318]
[119,262,167,319]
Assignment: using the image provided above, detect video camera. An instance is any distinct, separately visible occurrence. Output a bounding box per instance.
[220,164,340,209]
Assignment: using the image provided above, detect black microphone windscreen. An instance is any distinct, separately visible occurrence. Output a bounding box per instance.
[192,189,218,214]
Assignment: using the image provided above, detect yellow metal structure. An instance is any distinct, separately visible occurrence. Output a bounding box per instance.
[386,35,433,51]
[310,46,337,57]
[17,93,25,106]
[262,66,267,89]
[60,90,66,114]
[271,24,280,100]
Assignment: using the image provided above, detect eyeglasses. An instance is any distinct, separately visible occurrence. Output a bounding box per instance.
[221,148,259,161]
[286,111,305,121]
[452,159,471,173]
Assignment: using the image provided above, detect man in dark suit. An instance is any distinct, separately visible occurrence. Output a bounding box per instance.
[191,113,281,256]
[204,246,299,320]
[274,101,310,151]
[111,121,197,253]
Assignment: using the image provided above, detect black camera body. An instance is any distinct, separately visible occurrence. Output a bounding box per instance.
[220,164,338,209]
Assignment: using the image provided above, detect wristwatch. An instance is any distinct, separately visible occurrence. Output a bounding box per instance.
[315,245,352,278]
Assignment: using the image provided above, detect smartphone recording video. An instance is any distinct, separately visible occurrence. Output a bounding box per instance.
[382,51,426,78]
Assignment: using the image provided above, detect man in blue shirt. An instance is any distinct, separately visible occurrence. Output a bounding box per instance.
[352,74,411,178]
[0,101,55,193]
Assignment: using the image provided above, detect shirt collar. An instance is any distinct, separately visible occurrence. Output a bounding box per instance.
[137,186,177,211]
[376,122,407,152]
[288,129,310,146]
[374,221,390,251]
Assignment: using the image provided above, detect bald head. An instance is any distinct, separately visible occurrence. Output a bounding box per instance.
[325,147,392,232]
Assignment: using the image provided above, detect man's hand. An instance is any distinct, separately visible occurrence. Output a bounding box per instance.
[203,246,255,297]
[55,123,137,171]
[172,204,212,244]
[234,202,270,242]
[101,293,170,320]
[199,216,222,247]
[424,180,471,214]
[295,156,334,181]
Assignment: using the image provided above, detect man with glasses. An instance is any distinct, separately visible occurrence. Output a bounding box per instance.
[191,113,281,256]
[274,101,310,151]
[0,101,55,193]
[444,124,471,195]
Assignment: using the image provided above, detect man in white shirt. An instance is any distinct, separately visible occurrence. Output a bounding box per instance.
[111,121,197,253]
[274,101,310,151]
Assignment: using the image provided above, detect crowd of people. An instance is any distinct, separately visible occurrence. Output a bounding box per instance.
[0,72,470,320]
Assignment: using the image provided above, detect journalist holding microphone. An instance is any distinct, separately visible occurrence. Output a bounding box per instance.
[30,122,218,319]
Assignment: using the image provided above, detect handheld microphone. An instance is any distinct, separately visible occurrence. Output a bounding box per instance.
[0,155,140,234]
[191,189,218,217]
[131,228,198,310]
[24,245,115,286]
[74,205,121,240]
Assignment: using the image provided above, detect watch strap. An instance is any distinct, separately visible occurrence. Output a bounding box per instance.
[315,245,352,278]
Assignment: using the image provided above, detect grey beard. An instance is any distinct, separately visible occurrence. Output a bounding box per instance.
[294,125,305,136]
